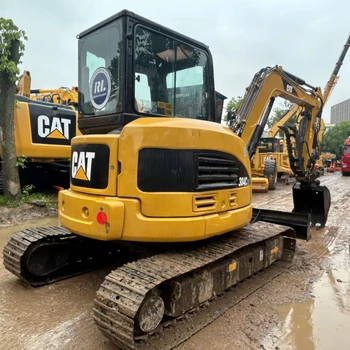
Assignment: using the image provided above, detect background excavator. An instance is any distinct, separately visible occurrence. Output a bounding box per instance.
[3,10,331,350]
[16,70,79,106]
[0,71,81,192]
[228,67,327,192]
[258,35,350,189]
[248,33,350,191]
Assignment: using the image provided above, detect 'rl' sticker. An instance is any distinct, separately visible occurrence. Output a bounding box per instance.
[90,67,111,110]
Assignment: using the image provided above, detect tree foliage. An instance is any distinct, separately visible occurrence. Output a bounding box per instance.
[0,18,27,81]
[224,96,243,121]
[0,18,27,199]
[321,121,350,158]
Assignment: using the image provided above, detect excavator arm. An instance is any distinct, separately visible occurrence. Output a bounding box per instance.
[230,65,330,226]
[16,70,79,107]
[16,70,31,97]
[268,105,301,138]
[230,65,323,178]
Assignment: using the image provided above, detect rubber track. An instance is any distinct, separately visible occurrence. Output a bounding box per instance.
[93,221,294,350]
[2,226,74,282]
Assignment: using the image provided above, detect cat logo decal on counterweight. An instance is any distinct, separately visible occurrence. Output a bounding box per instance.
[29,101,77,146]
[37,115,71,140]
[71,151,95,181]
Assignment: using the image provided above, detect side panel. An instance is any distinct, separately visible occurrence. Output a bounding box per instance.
[28,103,77,145]
[117,117,252,218]
[69,135,119,197]
[2,100,81,159]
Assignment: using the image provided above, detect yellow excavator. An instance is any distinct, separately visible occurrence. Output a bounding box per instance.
[251,32,350,190]
[3,10,331,349]
[0,71,81,192]
[228,66,327,193]
[16,70,79,106]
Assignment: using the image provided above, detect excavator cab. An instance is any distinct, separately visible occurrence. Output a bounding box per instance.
[77,11,216,135]
[215,91,227,123]
[257,137,280,153]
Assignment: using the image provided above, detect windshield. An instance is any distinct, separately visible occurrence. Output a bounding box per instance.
[133,25,210,120]
[344,145,350,154]
[258,138,279,153]
[78,19,123,115]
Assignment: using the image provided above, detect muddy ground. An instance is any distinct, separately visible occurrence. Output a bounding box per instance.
[0,172,349,350]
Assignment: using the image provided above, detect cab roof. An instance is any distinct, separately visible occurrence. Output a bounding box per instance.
[77,9,210,52]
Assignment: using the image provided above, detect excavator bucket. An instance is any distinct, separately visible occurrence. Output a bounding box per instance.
[292,182,331,227]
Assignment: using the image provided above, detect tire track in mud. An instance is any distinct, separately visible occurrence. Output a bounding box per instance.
[179,172,350,350]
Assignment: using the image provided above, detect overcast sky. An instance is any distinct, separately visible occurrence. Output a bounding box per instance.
[3,0,350,123]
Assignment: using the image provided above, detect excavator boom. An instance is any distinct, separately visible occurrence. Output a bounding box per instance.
[229,65,330,226]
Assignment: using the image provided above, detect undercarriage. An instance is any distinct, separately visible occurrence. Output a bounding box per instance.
[3,219,297,349]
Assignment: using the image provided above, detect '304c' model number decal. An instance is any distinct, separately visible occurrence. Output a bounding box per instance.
[238,176,249,187]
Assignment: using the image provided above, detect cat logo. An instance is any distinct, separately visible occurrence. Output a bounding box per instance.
[37,115,71,140]
[286,84,294,94]
[71,151,95,181]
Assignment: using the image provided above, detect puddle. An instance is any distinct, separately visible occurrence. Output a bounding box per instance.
[25,311,88,350]
[0,216,60,245]
[0,216,112,350]
[262,246,350,350]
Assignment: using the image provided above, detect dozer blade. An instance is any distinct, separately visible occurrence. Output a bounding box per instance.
[251,177,269,192]
[292,182,331,227]
[252,208,311,241]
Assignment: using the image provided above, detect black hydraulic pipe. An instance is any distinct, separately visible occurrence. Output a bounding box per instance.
[283,70,317,91]
[331,33,350,77]
[248,97,275,158]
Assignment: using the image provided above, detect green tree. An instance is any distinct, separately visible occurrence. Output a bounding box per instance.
[0,18,27,199]
[321,121,350,158]
[224,96,243,121]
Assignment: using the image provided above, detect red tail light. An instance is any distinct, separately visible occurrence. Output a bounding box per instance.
[96,211,108,225]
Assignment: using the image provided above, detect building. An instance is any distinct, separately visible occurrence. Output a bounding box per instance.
[331,98,350,124]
